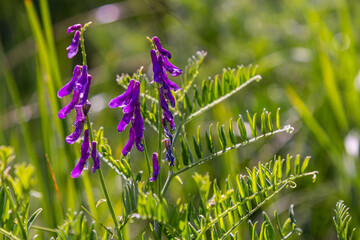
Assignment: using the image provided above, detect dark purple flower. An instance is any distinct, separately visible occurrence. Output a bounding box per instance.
[91,141,101,173]
[58,65,82,98]
[66,105,86,144]
[152,36,172,59]
[109,80,136,108]
[150,36,182,137]
[149,153,159,182]
[162,118,173,144]
[122,127,135,156]
[132,103,144,151]
[58,65,91,120]
[67,24,82,34]
[58,88,80,119]
[109,79,145,156]
[161,56,182,77]
[71,129,90,178]
[164,139,174,166]
[67,31,81,59]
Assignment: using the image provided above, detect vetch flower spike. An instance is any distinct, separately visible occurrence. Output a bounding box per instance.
[149,153,159,182]
[109,79,144,156]
[71,129,90,178]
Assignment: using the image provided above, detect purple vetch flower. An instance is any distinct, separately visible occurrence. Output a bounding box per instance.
[67,31,81,59]
[109,79,145,156]
[71,129,90,178]
[150,36,182,136]
[67,24,82,33]
[149,153,159,182]
[122,127,135,156]
[58,65,91,120]
[152,36,172,59]
[58,88,80,119]
[58,65,82,98]
[164,139,175,166]
[66,105,86,144]
[91,141,101,173]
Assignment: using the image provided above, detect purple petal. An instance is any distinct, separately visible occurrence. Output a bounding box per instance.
[161,56,182,77]
[122,81,140,114]
[66,31,81,59]
[122,127,135,156]
[91,141,101,173]
[79,75,91,106]
[164,139,175,166]
[65,106,86,144]
[132,103,144,152]
[67,24,82,33]
[149,153,159,182]
[162,87,175,107]
[151,50,163,84]
[71,129,90,178]
[152,36,172,59]
[58,88,80,119]
[77,65,88,86]
[164,78,181,91]
[162,118,173,144]
[58,65,82,98]
[109,80,136,108]
[117,112,133,132]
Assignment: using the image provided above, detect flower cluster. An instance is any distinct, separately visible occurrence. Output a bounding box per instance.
[109,79,145,156]
[150,36,181,166]
[58,23,100,178]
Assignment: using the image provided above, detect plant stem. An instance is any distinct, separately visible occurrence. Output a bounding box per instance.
[80,22,92,66]
[4,186,27,240]
[160,169,173,197]
[98,168,122,239]
[142,137,151,179]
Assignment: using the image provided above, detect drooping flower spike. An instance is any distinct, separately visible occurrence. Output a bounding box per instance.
[109,79,145,156]
[149,153,159,182]
[59,23,101,177]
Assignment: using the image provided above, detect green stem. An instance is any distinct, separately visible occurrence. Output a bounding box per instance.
[142,138,153,188]
[80,22,92,66]
[160,169,173,197]
[4,187,27,240]
[98,168,122,239]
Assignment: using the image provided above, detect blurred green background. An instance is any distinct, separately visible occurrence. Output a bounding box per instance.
[1,0,360,239]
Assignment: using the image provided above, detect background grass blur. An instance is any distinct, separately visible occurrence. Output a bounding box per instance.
[1,0,360,239]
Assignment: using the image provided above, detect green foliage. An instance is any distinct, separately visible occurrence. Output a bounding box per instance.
[333,200,356,240]
[0,146,40,240]
[248,205,302,240]
[107,154,316,239]
[179,64,260,125]
[56,210,106,240]
[175,109,294,174]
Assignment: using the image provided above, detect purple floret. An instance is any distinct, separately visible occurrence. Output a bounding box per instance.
[66,31,81,59]
[71,129,90,178]
[149,153,159,182]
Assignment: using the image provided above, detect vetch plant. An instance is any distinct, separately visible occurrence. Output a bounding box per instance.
[5,22,347,239]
